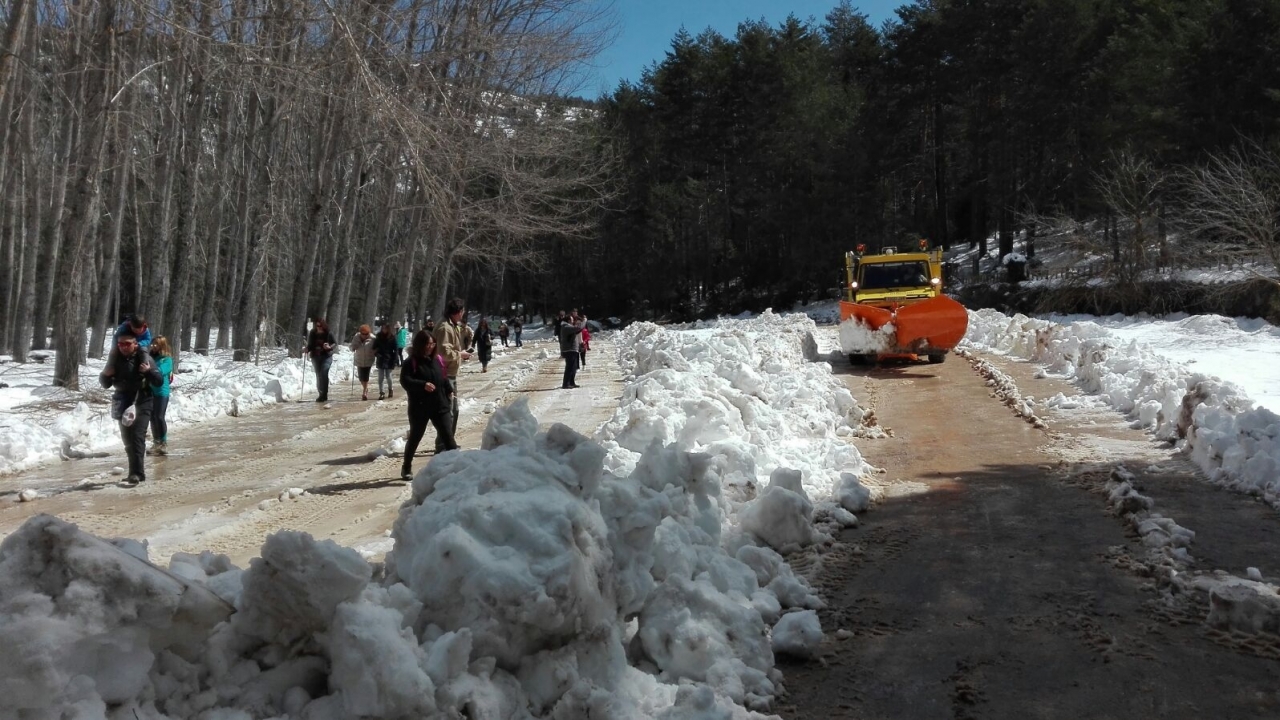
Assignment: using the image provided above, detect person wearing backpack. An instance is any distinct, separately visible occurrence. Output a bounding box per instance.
[100,329,163,487]
[399,330,458,479]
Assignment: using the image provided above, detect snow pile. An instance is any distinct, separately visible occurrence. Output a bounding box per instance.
[964,309,1280,507]
[838,318,895,356]
[0,347,358,474]
[0,310,884,718]
[953,347,1046,428]
[603,311,876,522]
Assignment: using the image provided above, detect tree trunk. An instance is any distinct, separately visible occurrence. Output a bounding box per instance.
[164,60,207,361]
[10,101,40,362]
[89,139,130,359]
[32,81,79,351]
[196,92,235,355]
[359,177,397,325]
[53,1,117,389]
[285,104,343,354]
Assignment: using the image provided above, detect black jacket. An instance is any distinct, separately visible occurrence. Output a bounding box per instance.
[100,349,163,416]
[400,353,451,414]
[307,330,336,358]
[373,332,400,370]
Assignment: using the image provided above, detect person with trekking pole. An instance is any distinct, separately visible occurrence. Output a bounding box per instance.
[432,298,473,452]
[303,318,336,403]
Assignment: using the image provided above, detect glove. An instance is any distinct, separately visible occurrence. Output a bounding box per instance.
[121,404,138,427]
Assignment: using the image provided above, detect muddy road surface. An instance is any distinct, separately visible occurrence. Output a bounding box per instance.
[779,343,1280,719]
[0,339,622,566]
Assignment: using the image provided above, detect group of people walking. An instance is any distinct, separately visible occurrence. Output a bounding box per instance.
[303,298,479,479]
[100,315,175,488]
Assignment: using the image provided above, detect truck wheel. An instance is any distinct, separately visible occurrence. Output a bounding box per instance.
[927,353,946,364]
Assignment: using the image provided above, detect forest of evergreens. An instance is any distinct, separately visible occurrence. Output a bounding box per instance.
[553,0,1280,318]
[1,0,1278,387]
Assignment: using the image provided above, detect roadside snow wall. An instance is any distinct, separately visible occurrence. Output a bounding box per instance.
[964,309,1280,507]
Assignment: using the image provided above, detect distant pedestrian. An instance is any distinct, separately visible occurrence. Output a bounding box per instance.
[432,298,473,452]
[475,318,494,372]
[424,319,436,335]
[304,318,336,402]
[350,324,376,401]
[579,325,590,368]
[513,317,523,347]
[400,330,458,479]
[374,323,400,400]
[553,310,566,338]
[147,336,174,456]
[395,322,409,363]
[558,311,586,389]
[100,330,162,487]
[498,322,509,347]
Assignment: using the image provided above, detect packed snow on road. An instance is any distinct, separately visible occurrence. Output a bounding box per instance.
[0,312,882,719]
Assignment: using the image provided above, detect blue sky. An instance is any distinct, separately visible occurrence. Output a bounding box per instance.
[584,0,907,96]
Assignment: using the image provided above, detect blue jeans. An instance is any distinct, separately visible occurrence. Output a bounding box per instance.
[312,355,332,397]
[514,331,522,347]
[150,395,169,442]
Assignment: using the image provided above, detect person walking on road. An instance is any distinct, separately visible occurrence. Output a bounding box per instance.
[304,318,336,402]
[558,311,586,389]
[395,322,409,363]
[100,330,163,487]
[400,330,458,479]
[475,317,494,373]
[498,322,509,348]
[374,323,400,400]
[432,298,473,452]
[513,317,523,347]
[579,325,590,368]
[350,324,377,401]
[147,336,174,456]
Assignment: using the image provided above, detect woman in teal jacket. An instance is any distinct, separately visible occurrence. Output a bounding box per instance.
[148,336,175,455]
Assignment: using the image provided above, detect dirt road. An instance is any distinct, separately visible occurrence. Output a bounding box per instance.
[0,339,621,566]
[779,339,1280,719]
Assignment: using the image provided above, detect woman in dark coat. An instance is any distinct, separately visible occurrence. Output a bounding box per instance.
[373,323,400,400]
[399,330,457,479]
[304,318,336,402]
[475,317,494,372]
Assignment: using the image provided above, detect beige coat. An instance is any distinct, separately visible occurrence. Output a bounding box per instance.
[432,319,474,378]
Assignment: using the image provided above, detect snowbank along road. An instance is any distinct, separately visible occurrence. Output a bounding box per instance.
[779,334,1280,719]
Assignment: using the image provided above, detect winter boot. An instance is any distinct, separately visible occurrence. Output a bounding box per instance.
[379,391,386,400]
[400,462,412,481]
[388,389,393,399]
[154,441,167,456]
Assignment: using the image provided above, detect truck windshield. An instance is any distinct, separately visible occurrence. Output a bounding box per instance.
[859,261,931,290]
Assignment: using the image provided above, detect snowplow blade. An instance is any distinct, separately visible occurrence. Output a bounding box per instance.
[839,300,894,329]
[889,295,969,352]
[839,296,968,355]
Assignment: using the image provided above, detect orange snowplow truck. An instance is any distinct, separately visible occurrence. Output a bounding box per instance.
[839,239,968,364]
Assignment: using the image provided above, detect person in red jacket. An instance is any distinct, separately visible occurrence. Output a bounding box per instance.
[579,325,591,368]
